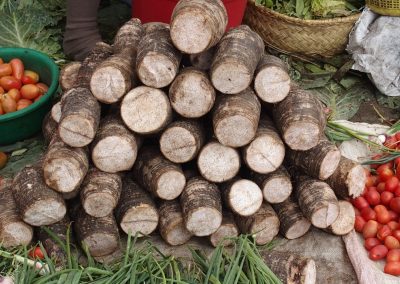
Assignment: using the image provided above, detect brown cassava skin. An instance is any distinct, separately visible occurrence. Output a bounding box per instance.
[211,25,264,94]
[136,23,181,88]
[42,112,58,145]
[59,61,82,91]
[325,156,366,199]
[295,176,339,229]
[59,87,101,147]
[160,119,205,163]
[90,49,137,104]
[171,0,227,54]
[286,138,341,180]
[273,87,326,151]
[43,135,89,193]
[169,68,216,118]
[120,86,172,135]
[91,115,140,173]
[112,18,144,53]
[212,88,261,147]
[0,185,33,248]
[325,200,355,236]
[209,211,239,247]
[260,251,317,284]
[189,47,216,71]
[80,168,122,218]
[133,147,186,200]
[250,167,293,204]
[12,165,66,226]
[235,203,280,245]
[180,177,222,236]
[197,140,241,183]
[272,198,311,240]
[159,200,192,246]
[115,177,159,236]
[254,55,290,103]
[72,205,119,258]
[243,116,285,174]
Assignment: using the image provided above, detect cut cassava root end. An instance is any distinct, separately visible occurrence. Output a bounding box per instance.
[325,200,355,236]
[60,61,82,91]
[209,212,239,247]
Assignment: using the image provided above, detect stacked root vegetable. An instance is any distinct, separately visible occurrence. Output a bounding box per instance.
[1,0,365,273]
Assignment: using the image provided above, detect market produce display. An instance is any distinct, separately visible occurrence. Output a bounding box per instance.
[0,58,49,115]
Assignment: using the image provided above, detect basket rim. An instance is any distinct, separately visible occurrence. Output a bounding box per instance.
[247,0,361,26]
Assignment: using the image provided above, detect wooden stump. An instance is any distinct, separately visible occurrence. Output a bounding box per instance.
[115,178,159,236]
[211,25,264,94]
[180,177,222,236]
[133,147,186,200]
[169,68,216,118]
[60,61,82,91]
[325,200,355,236]
[197,141,240,183]
[250,167,293,204]
[209,212,239,247]
[159,200,192,246]
[213,88,261,147]
[243,116,285,174]
[136,23,181,88]
[273,87,326,151]
[92,115,140,173]
[120,86,172,135]
[112,18,144,53]
[254,55,290,103]
[189,47,216,71]
[170,0,227,54]
[160,119,205,163]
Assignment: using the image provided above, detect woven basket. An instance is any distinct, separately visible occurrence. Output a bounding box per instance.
[244,0,361,58]
[367,0,400,16]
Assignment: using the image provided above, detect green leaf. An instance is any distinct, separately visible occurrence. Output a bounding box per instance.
[296,0,305,17]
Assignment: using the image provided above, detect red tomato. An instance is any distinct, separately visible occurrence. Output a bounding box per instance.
[9,58,24,80]
[363,220,379,238]
[0,63,12,77]
[36,83,49,94]
[385,236,400,250]
[387,249,400,262]
[361,207,377,221]
[385,262,400,275]
[395,157,400,167]
[388,221,399,231]
[20,84,40,100]
[381,191,394,206]
[379,167,395,182]
[34,95,43,102]
[361,187,368,196]
[389,210,399,221]
[8,89,21,102]
[369,245,388,260]
[0,94,17,113]
[354,207,361,216]
[366,176,376,187]
[22,70,39,84]
[28,246,45,260]
[355,216,366,232]
[0,76,21,91]
[393,230,400,241]
[0,58,3,64]
[390,197,400,214]
[397,164,400,180]
[377,182,386,193]
[386,177,400,192]
[0,87,4,95]
[384,136,398,149]
[16,99,32,111]
[366,190,381,206]
[353,196,369,210]
[375,206,391,224]
[365,237,381,250]
[378,225,392,241]
[395,186,400,197]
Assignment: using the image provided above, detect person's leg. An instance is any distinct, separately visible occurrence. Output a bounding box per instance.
[63,0,102,61]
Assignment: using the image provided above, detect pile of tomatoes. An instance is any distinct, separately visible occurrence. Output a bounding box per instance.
[352,154,400,276]
[0,58,49,115]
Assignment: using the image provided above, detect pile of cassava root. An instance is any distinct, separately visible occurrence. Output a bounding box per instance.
[1,0,365,276]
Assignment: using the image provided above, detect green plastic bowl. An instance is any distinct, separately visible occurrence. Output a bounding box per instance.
[0,48,59,145]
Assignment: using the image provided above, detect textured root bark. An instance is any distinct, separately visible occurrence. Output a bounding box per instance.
[159,200,192,246]
[325,200,355,236]
[286,138,341,180]
[112,18,144,53]
[243,116,285,174]
[273,87,326,151]
[121,86,172,135]
[272,198,311,239]
[133,147,186,200]
[212,88,261,147]
[92,115,140,173]
[169,67,215,118]
[160,119,205,163]
[250,167,293,204]
[59,87,101,147]
[235,203,280,245]
[136,23,181,88]
[59,61,82,91]
[189,47,216,71]
[12,164,66,226]
[171,0,227,54]
[325,156,366,199]
[51,102,62,123]
[211,25,264,94]
[180,177,222,236]
[43,135,89,193]
[197,140,240,183]
[254,55,290,103]
[115,177,159,236]
[295,176,339,229]
[209,211,239,247]
[42,112,58,145]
